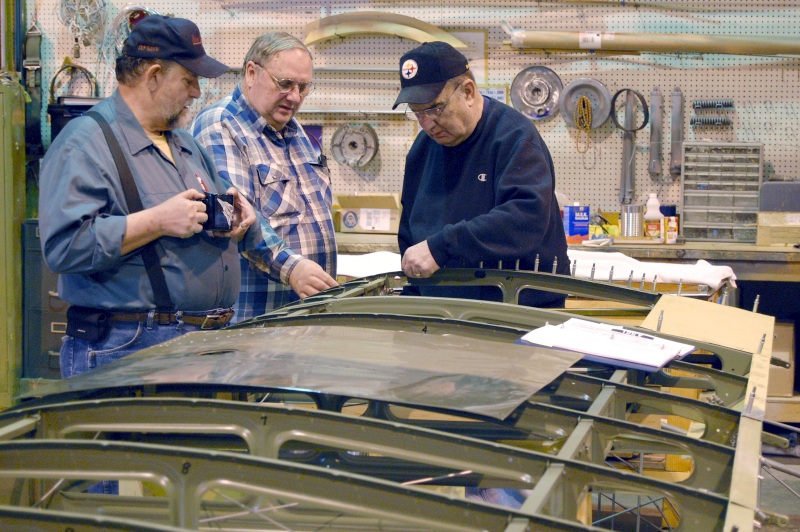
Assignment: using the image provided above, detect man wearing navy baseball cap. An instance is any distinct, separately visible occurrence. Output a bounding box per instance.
[122,15,228,79]
[38,13,303,394]
[393,41,470,109]
[395,41,569,310]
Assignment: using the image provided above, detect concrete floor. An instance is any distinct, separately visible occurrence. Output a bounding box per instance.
[760,455,800,531]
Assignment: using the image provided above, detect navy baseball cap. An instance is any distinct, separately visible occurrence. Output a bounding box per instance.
[123,15,229,78]
[392,41,469,109]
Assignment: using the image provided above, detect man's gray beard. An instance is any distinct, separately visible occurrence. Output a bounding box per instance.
[166,109,189,130]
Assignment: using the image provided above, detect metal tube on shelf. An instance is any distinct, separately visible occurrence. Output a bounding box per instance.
[505,30,800,56]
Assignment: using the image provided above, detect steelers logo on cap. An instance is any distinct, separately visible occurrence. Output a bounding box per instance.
[401,59,418,80]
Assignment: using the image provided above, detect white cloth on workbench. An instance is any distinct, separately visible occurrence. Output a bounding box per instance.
[567,249,736,290]
[336,250,736,291]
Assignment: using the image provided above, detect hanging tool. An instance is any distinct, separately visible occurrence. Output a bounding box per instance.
[611,88,649,132]
[510,66,563,120]
[690,116,733,126]
[574,96,592,153]
[692,99,735,110]
[559,77,611,129]
[669,87,684,180]
[48,58,99,103]
[618,90,637,205]
[23,23,43,158]
[331,124,379,168]
[648,86,663,181]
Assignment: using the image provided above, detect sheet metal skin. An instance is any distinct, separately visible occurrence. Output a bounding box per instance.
[18,324,584,420]
[260,308,753,407]
[246,294,755,378]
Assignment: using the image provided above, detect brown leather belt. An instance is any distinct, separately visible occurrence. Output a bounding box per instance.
[109,310,235,330]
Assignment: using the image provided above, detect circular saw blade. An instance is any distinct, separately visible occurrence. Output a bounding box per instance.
[510,66,563,120]
[559,77,612,129]
[331,124,379,168]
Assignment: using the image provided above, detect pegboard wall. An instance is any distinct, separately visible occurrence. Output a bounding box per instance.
[26,0,800,214]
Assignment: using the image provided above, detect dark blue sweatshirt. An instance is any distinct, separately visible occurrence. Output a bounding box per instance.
[398,97,569,307]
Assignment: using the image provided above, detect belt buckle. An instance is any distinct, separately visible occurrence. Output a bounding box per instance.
[201,313,225,330]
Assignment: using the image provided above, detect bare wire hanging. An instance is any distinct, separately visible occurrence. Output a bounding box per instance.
[58,0,107,57]
[99,4,159,62]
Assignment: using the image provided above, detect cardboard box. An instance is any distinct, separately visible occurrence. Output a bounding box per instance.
[563,205,590,244]
[756,212,800,246]
[338,194,401,234]
[769,321,796,397]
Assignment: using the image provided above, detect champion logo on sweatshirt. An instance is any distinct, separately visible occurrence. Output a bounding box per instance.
[477,173,487,182]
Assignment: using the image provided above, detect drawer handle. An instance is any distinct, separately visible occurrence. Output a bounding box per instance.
[51,322,67,334]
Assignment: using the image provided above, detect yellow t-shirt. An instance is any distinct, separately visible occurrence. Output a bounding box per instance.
[146,130,174,164]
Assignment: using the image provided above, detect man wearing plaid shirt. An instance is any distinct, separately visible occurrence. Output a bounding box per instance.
[193,32,338,323]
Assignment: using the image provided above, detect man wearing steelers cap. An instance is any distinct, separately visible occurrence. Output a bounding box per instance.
[393,41,569,308]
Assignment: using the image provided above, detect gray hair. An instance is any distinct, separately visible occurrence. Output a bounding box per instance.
[451,70,475,87]
[115,56,176,86]
[242,32,312,73]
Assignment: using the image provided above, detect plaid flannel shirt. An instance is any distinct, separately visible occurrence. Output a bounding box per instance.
[192,86,336,322]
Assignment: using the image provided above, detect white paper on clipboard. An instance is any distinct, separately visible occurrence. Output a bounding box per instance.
[519,318,695,371]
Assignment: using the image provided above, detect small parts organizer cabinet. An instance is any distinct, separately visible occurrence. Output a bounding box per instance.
[680,142,763,243]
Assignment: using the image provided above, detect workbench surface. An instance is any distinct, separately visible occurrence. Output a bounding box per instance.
[336,233,800,282]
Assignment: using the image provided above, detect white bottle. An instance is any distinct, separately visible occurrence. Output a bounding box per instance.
[644,193,664,243]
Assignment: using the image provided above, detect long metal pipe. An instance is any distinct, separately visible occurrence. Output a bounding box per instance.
[506,30,800,56]
[619,90,636,205]
[648,86,663,180]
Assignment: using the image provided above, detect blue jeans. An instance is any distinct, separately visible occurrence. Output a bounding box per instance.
[60,318,202,379]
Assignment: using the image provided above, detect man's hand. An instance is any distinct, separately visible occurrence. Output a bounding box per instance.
[123,189,207,255]
[288,258,339,298]
[401,240,440,279]
[154,189,209,238]
[212,186,256,241]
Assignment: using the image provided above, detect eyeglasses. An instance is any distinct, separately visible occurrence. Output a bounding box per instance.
[254,63,315,96]
[405,83,462,121]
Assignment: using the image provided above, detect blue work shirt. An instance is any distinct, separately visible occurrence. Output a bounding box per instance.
[39,91,295,312]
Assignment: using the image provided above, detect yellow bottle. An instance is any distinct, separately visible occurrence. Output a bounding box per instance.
[665,216,678,244]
